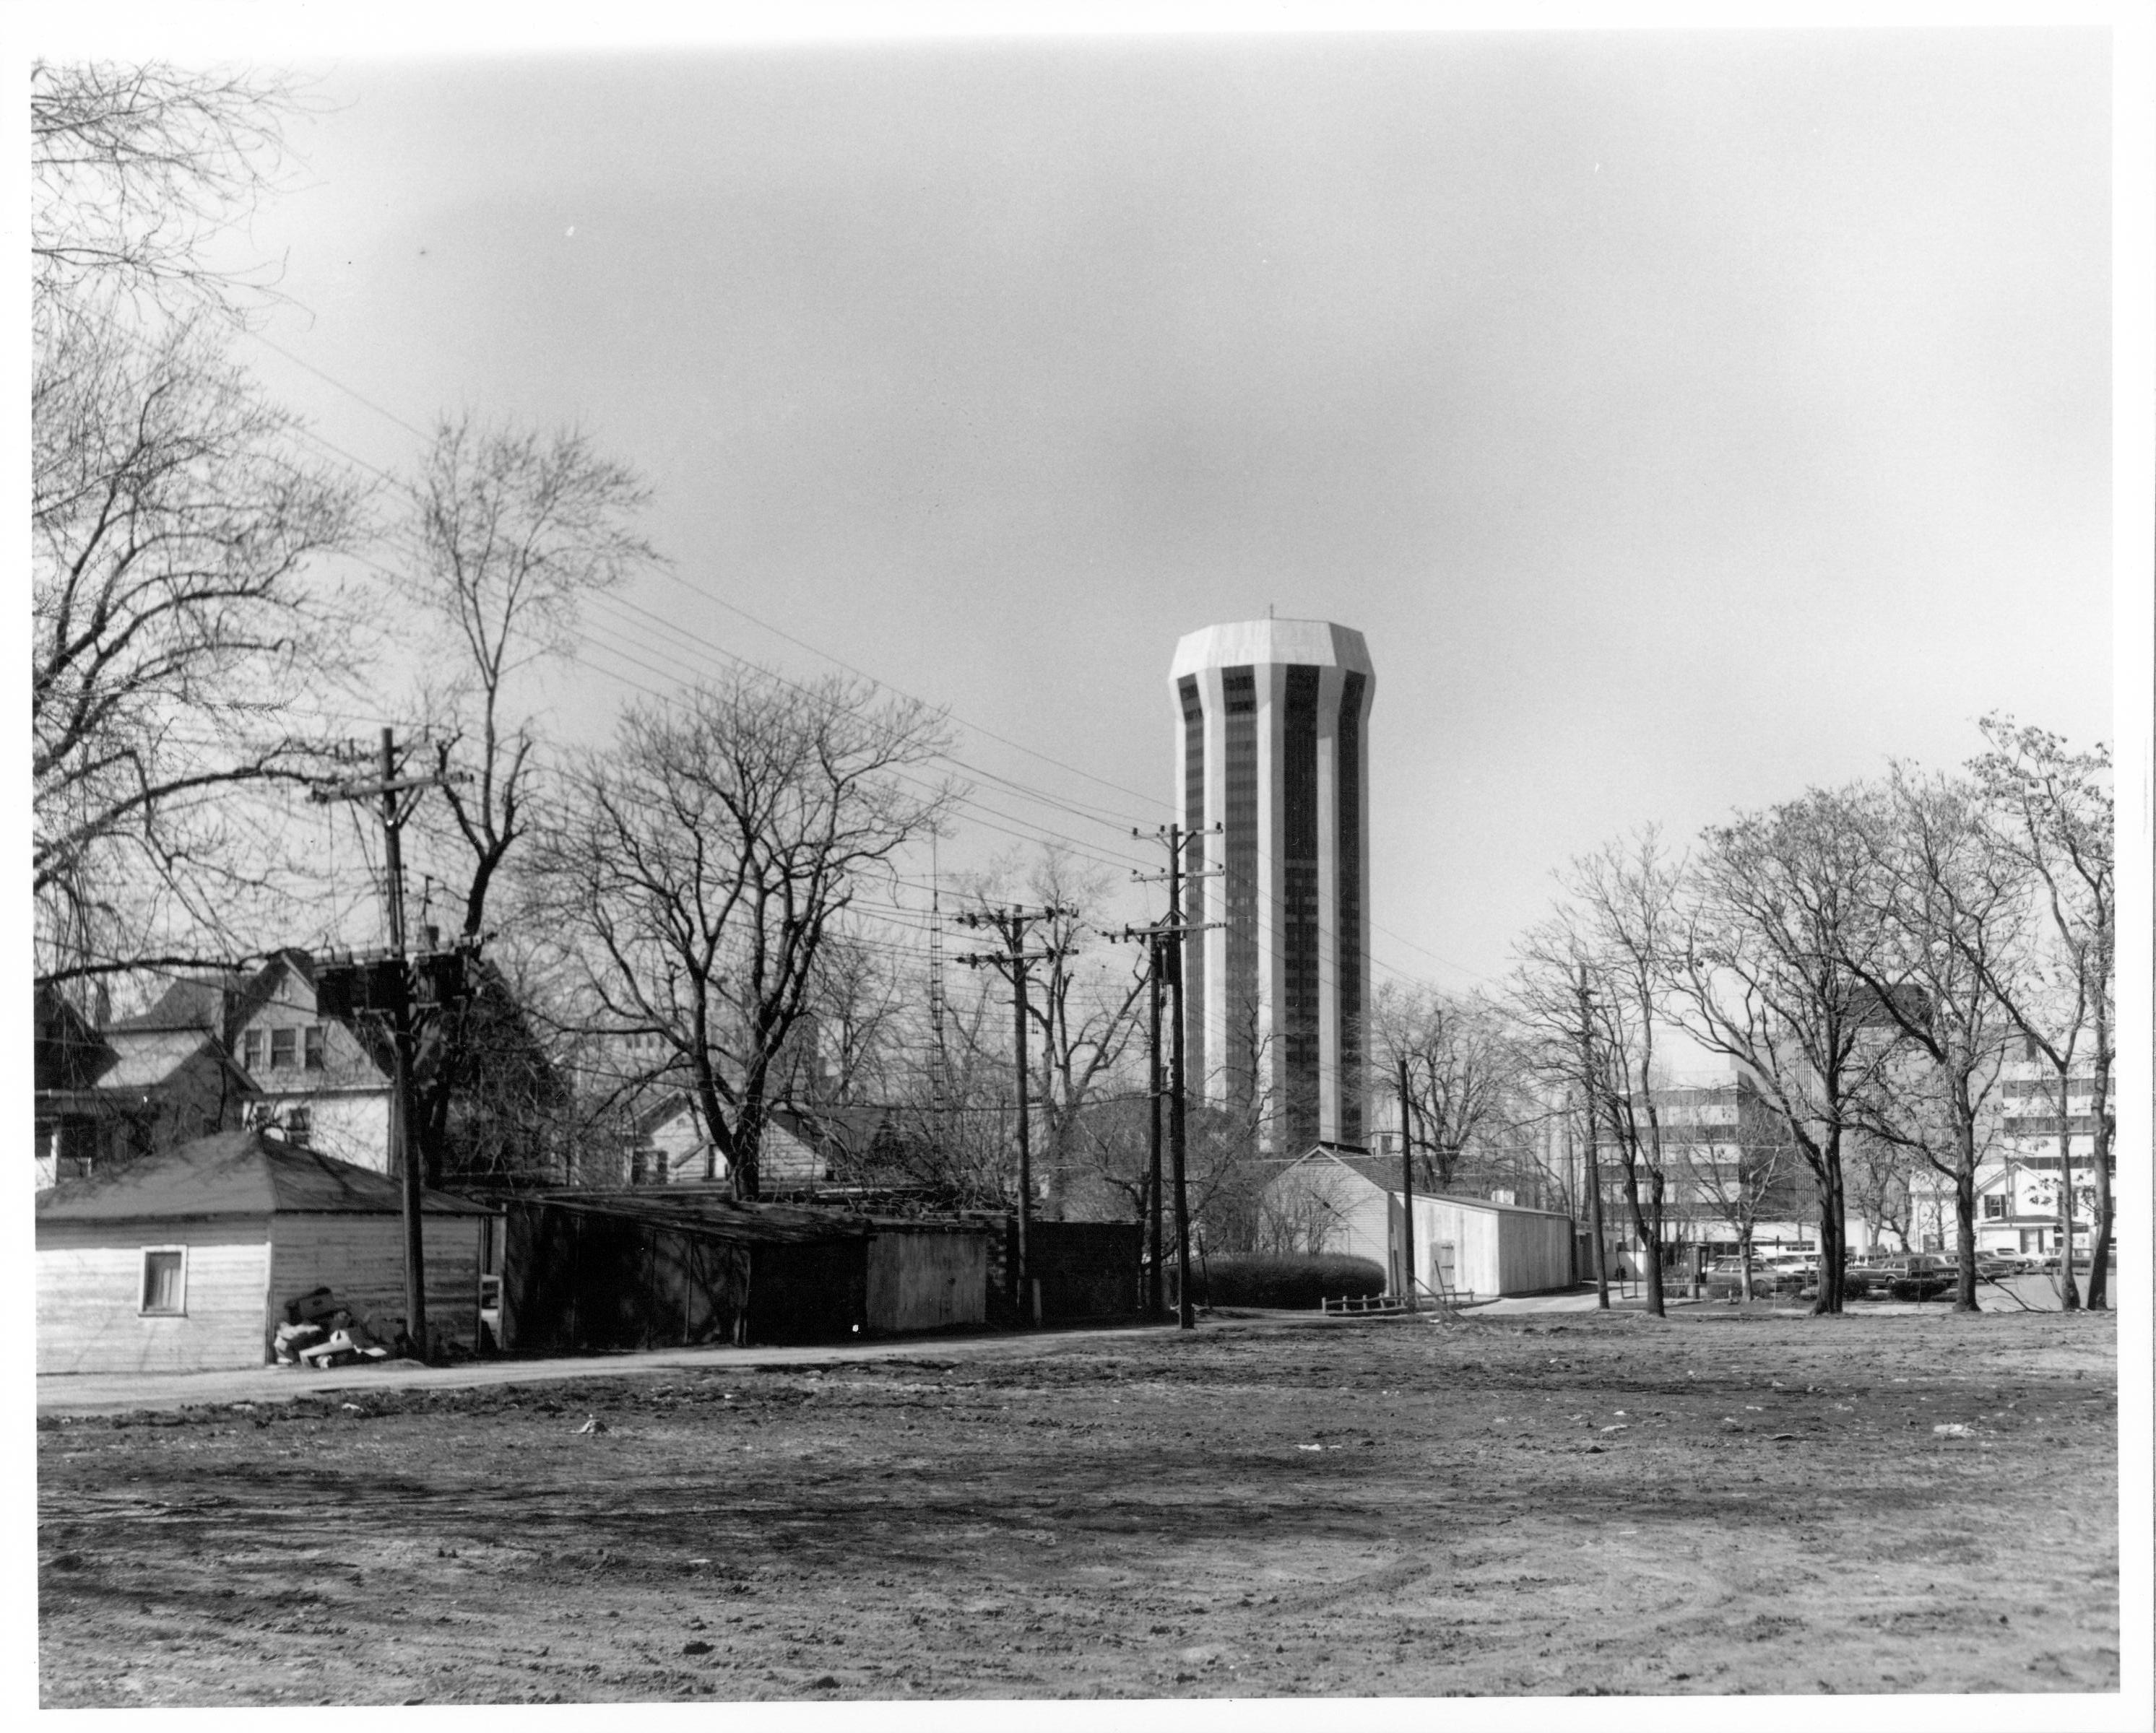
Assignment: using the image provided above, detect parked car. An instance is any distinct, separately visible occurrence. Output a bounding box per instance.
[1849,1253,1957,1300]
[1971,1254,2020,1282]
[1702,1258,1805,1297]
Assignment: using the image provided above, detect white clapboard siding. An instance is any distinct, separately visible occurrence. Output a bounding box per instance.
[37,1218,271,1374]
[267,1212,486,1353]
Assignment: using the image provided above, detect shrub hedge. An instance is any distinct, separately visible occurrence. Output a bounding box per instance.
[1179,1252,1389,1311]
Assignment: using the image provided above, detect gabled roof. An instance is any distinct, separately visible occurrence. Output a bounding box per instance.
[35,1129,494,1222]
[94,1028,228,1090]
[1286,1147,1573,1219]
[105,950,311,1044]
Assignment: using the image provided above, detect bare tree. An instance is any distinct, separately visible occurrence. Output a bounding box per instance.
[1516,831,1683,1316]
[33,59,365,996]
[34,285,363,991]
[1373,981,1520,1193]
[952,847,1148,1218]
[396,413,662,1181]
[1667,787,1900,1315]
[537,671,953,1199]
[1843,1129,1918,1258]
[33,59,295,326]
[1969,717,2115,1309]
[1837,770,2027,1313]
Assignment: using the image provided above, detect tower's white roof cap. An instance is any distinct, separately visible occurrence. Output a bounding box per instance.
[1169,619,1373,680]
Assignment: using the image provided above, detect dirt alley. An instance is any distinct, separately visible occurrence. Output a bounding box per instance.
[37,1308,2119,1704]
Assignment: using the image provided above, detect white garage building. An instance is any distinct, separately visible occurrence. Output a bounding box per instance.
[1264,1147,1575,1301]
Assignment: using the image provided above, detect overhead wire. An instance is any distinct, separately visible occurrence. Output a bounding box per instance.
[74,308,1499,1024]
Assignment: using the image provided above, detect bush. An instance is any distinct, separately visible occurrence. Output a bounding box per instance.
[1180,1252,1388,1311]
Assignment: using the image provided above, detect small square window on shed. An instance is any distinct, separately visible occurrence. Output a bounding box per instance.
[141,1248,186,1315]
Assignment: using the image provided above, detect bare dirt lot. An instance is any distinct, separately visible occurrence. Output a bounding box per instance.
[38,1308,2119,1705]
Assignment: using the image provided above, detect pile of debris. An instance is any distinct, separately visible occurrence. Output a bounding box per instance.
[272,1285,401,1368]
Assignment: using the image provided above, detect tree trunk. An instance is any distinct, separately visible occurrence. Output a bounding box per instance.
[1809,1126,1845,1316]
[2085,1038,2113,1310]
[2052,1059,2081,1311]
[1952,1161,1979,1313]
[1585,1126,1610,1311]
[1619,1160,1664,1316]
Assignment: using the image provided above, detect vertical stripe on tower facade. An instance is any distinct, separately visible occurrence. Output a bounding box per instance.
[1177,674,1206,1097]
[1336,669,1367,1147]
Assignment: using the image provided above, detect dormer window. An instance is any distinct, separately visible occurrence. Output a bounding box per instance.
[304,1025,325,1070]
[271,1028,297,1069]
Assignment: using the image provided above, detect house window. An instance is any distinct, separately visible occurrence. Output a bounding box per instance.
[303,1025,325,1070]
[271,1028,296,1069]
[1982,1194,2009,1221]
[284,1105,312,1141]
[140,1248,186,1315]
[241,1029,265,1072]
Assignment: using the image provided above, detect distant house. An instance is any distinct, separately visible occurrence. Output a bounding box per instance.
[1264,1147,1575,1300]
[34,981,257,1188]
[228,950,397,1172]
[625,1091,839,1190]
[36,1129,495,1375]
[34,987,118,1188]
[40,947,563,1190]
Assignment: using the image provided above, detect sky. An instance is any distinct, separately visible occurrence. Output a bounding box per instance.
[176,24,2115,1002]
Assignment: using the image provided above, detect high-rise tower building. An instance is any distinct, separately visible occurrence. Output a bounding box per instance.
[1170,620,1374,1153]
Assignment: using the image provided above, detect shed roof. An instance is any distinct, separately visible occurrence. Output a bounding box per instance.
[528,1189,984,1244]
[36,1129,495,1222]
[1294,1150,1574,1220]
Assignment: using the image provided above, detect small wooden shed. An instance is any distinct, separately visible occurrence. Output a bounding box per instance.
[35,1129,495,1374]
[500,1191,992,1353]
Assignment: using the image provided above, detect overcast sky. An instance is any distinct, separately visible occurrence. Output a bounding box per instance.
[215,26,2111,1008]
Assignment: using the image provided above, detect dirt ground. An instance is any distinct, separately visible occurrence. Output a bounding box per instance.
[37,1308,2119,1705]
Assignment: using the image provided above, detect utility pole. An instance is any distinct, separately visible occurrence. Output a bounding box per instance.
[311,727,464,1360]
[1573,981,1611,1311]
[1146,933,1164,1318]
[1127,823,1222,1330]
[957,904,1076,1323]
[1395,1055,1418,1309]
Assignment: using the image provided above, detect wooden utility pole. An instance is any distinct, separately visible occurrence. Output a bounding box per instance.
[957,904,1076,1321]
[1127,822,1221,1331]
[1395,1055,1418,1309]
[1573,981,1611,1311]
[311,727,464,1360]
[1146,935,1164,1319]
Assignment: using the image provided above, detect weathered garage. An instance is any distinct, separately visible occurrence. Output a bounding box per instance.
[36,1129,494,1374]
[499,1192,994,1352]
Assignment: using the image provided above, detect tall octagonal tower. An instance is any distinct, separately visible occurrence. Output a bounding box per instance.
[1170,619,1374,1153]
